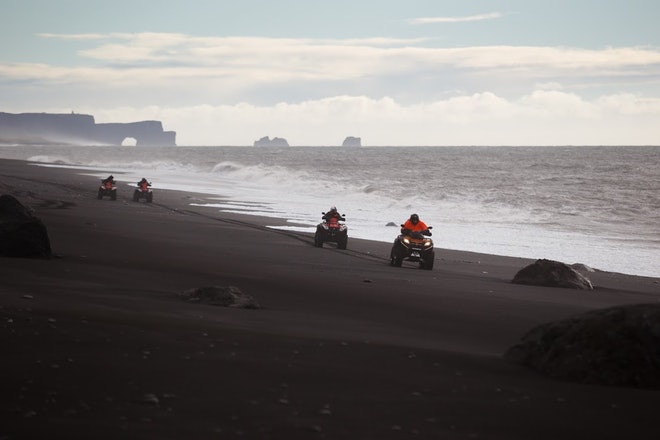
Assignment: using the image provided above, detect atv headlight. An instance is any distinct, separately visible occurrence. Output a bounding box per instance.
[424,241,432,247]
[403,237,411,245]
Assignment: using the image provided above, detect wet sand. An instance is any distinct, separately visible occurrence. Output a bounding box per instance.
[1,158,659,439]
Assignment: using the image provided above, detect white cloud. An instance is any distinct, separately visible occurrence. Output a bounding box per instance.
[519,90,602,119]
[35,33,660,71]
[408,13,504,25]
[36,32,115,40]
[535,82,564,91]
[3,33,660,146]
[5,35,659,96]
[59,92,660,146]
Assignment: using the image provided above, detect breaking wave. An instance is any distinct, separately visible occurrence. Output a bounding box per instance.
[2,144,658,277]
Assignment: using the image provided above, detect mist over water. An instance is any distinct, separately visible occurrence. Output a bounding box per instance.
[2,145,658,277]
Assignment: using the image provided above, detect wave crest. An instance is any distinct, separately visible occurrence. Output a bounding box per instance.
[27,155,72,165]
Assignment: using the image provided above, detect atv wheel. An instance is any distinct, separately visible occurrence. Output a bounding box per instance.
[133,190,139,202]
[390,249,403,267]
[147,193,153,203]
[337,236,348,250]
[111,191,117,201]
[422,252,435,270]
[97,190,103,200]
[313,229,324,247]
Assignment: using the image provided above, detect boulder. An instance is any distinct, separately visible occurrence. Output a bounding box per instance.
[180,285,260,309]
[570,263,595,273]
[505,304,660,388]
[0,195,52,258]
[512,259,593,290]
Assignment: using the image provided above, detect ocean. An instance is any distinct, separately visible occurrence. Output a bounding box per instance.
[1,145,658,278]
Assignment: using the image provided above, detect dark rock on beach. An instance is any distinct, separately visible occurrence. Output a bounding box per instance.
[570,263,595,273]
[0,194,52,258]
[512,258,594,290]
[505,304,660,388]
[180,285,260,309]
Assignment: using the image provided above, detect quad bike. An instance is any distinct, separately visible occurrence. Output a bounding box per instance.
[390,226,434,270]
[314,213,348,249]
[133,181,153,203]
[97,180,117,201]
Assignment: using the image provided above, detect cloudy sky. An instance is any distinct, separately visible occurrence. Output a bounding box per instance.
[2,0,660,146]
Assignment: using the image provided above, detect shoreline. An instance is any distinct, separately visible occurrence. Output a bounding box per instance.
[2,158,660,439]
[12,158,660,280]
[1,146,657,278]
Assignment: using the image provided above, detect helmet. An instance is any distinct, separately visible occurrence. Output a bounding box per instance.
[330,206,337,211]
[109,175,114,179]
[410,213,419,224]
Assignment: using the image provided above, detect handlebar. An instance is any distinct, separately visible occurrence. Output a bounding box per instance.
[322,213,346,221]
[401,228,432,237]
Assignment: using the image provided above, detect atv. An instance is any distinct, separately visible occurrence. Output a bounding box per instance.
[314,213,348,249]
[97,180,117,201]
[390,226,434,270]
[133,181,153,203]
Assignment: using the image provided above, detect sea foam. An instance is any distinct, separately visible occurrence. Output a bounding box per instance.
[2,144,657,277]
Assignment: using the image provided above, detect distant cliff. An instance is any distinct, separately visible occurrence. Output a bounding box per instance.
[0,112,176,146]
[253,136,289,147]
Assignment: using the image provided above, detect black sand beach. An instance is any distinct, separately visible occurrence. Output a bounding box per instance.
[2,158,659,439]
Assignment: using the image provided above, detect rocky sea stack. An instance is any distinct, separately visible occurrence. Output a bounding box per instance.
[342,136,361,147]
[253,136,289,147]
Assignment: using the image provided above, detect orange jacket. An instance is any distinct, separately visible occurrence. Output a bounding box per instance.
[402,219,429,232]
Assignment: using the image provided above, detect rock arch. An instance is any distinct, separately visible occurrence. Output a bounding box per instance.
[95,121,176,146]
[0,112,177,146]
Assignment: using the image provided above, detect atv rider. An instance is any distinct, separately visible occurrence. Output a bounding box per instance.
[322,206,344,222]
[401,213,431,236]
[137,178,151,190]
[102,175,116,185]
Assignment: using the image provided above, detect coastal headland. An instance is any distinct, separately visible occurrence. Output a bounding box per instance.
[1,159,659,439]
[0,112,176,146]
